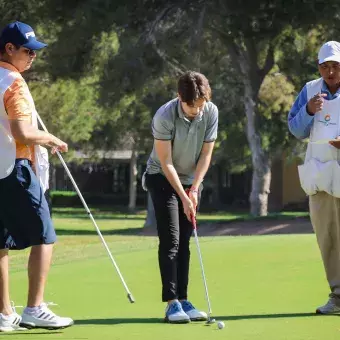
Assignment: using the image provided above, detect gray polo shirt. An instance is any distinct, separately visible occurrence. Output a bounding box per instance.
[146,98,218,185]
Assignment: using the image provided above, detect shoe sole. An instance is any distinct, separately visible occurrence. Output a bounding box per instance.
[316,309,340,315]
[20,322,74,330]
[190,317,208,322]
[164,317,190,324]
[0,327,27,332]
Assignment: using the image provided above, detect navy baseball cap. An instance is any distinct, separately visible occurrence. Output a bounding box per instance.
[0,21,47,50]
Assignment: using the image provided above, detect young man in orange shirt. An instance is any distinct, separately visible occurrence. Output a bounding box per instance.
[0,21,73,331]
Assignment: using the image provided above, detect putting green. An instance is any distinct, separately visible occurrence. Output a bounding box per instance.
[5,216,340,340]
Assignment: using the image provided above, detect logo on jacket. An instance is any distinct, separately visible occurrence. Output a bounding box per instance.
[318,114,336,126]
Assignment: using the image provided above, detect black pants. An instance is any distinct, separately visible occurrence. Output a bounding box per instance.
[145,173,201,302]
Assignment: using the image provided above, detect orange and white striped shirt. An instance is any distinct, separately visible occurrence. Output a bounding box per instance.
[1,61,35,162]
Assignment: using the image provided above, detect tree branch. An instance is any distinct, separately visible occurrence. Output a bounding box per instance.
[189,5,206,69]
[209,23,241,73]
[137,3,189,74]
[260,42,275,81]
[244,37,260,72]
[141,4,177,44]
[151,44,187,74]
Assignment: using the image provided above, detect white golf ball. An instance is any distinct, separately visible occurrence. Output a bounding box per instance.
[217,321,225,329]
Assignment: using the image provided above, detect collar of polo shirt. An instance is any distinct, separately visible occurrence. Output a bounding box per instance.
[177,99,204,122]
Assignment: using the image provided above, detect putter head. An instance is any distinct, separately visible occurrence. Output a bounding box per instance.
[206,317,216,325]
[127,293,135,303]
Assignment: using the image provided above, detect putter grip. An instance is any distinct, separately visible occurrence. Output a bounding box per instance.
[191,216,197,229]
[185,189,197,230]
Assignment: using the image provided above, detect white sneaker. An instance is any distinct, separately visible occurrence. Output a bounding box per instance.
[316,294,340,314]
[0,301,27,332]
[20,302,74,329]
[165,300,190,323]
[0,312,27,332]
[180,300,207,321]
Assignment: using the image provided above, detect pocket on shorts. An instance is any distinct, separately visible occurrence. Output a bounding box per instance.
[15,164,31,189]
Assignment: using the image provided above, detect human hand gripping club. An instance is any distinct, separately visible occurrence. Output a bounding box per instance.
[182,192,196,221]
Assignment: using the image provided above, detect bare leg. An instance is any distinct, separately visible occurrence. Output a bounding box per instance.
[27,244,53,307]
[0,249,12,315]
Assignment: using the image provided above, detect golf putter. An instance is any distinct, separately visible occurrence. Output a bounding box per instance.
[36,112,135,304]
[185,189,215,324]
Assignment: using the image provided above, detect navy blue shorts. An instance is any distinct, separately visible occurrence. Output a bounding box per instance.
[0,159,56,250]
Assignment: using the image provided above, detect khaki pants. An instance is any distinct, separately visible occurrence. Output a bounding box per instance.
[310,191,340,296]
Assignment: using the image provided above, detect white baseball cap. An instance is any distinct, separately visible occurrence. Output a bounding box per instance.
[318,41,340,64]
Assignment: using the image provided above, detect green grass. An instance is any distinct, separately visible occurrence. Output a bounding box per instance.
[7,211,339,340]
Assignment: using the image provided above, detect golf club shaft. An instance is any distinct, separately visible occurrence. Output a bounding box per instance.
[192,218,212,316]
[36,113,135,303]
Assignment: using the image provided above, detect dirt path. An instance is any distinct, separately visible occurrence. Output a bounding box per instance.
[142,217,313,236]
[197,217,313,236]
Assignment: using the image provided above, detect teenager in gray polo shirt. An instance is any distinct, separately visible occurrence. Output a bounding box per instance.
[144,71,218,323]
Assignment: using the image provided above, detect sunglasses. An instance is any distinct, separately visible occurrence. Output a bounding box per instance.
[21,48,36,57]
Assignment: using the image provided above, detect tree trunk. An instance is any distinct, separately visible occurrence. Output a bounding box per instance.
[144,192,157,229]
[239,56,272,216]
[128,145,138,212]
[189,5,206,70]
[212,32,276,215]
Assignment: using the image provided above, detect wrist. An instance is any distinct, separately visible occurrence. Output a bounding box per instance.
[306,104,314,116]
[181,194,191,203]
[189,186,199,194]
[46,135,58,148]
[48,133,55,143]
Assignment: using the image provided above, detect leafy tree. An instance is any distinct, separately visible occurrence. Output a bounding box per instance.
[114,0,340,215]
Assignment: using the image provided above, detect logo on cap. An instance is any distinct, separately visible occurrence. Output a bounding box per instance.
[25,32,35,39]
[0,21,47,50]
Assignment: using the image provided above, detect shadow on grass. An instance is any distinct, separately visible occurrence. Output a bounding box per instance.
[0,331,63,336]
[215,312,338,320]
[74,317,164,325]
[74,312,338,326]
[56,228,144,236]
[55,215,146,221]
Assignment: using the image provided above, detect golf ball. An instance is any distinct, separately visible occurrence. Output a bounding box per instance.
[217,321,225,329]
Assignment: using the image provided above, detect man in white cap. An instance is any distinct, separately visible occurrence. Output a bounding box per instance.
[288,41,340,314]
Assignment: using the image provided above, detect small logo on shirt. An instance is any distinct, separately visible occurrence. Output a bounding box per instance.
[318,114,336,126]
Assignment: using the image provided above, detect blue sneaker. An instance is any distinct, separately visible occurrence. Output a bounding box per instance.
[165,300,190,324]
[180,300,207,321]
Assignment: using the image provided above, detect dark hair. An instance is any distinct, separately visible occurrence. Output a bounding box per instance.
[177,71,212,106]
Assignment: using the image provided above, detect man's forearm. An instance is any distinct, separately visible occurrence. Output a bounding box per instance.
[161,163,188,201]
[21,130,54,146]
[191,153,212,189]
[288,104,314,139]
[11,123,55,147]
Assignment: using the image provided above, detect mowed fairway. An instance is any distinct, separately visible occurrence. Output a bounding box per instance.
[5,211,340,340]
